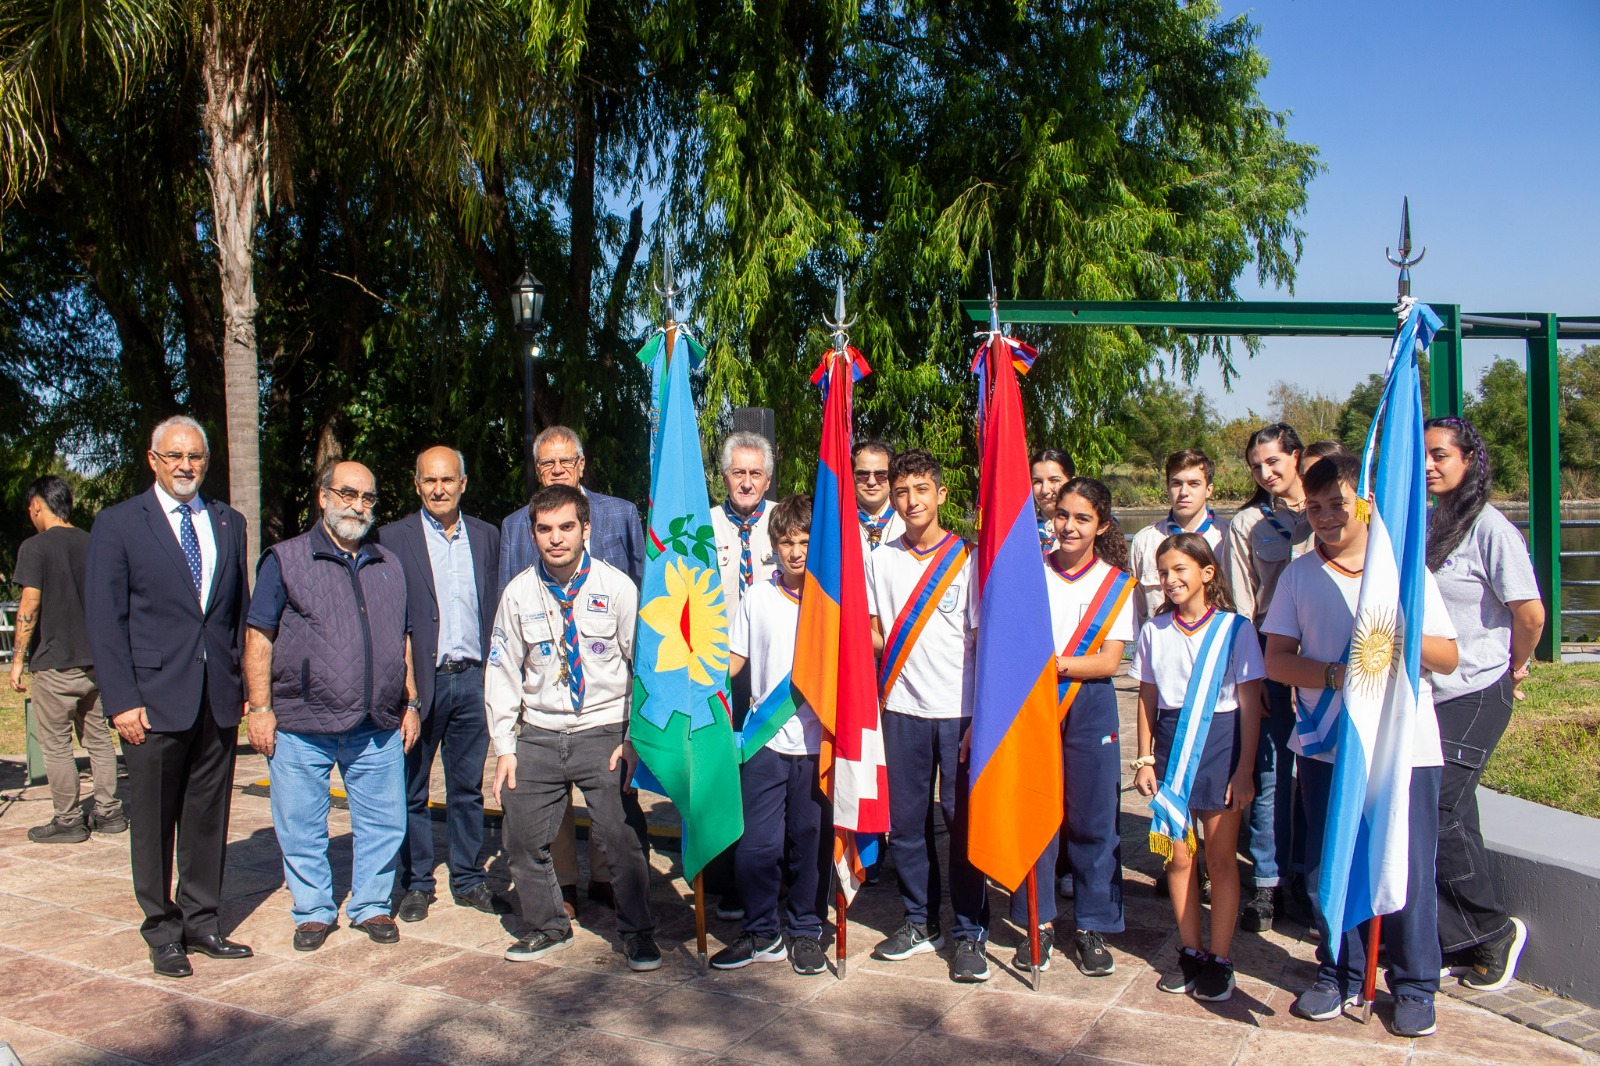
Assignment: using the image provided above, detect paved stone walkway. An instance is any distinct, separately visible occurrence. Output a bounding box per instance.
[0,679,1590,1066]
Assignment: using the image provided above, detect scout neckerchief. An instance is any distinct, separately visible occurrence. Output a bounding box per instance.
[1051,554,1135,722]
[1163,507,1216,536]
[1294,546,1361,757]
[877,532,970,704]
[1037,514,1054,554]
[1259,500,1295,542]
[723,499,767,587]
[1148,609,1245,859]
[538,551,590,711]
[736,571,804,761]
[859,506,892,549]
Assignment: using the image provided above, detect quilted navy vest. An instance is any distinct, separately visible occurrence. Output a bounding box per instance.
[268,526,408,734]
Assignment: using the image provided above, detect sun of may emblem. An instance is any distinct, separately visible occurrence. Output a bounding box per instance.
[1348,605,1402,699]
[639,557,729,685]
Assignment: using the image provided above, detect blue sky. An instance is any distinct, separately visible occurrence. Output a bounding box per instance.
[1183,0,1600,418]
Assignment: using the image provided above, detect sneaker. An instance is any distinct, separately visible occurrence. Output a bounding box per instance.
[710,931,785,970]
[1291,979,1356,1021]
[714,899,746,921]
[1240,887,1276,933]
[624,933,662,972]
[788,936,828,976]
[27,816,89,844]
[1440,945,1475,980]
[1392,994,1438,1038]
[1194,955,1235,1002]
[1056,873,1075,899]
[1011,926,1053,972]
[505,930,572,962]
[89,809,129,834]
[872,920,943,961]
[1199,871,1212,906]
[951,937,990,983]
[1460,916,1527,992]
[1072,930,1115,976]
[1158,948,1207,994]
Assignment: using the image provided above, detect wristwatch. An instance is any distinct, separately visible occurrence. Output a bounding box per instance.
[403,699,422,713]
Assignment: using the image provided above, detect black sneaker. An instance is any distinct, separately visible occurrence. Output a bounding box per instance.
[1199,871,1212,906]
[505,930,572,962]
[27,816,89,844]
[951,937,990,983]
[89,809,129,834]
[1011,926,1053,972]
[1056,873,1074,899]
[1392,994,1437,1037]
[788,936,828,976]
[713,899,745,921]
[710,931,785,970]
[1461,916,1527,992]
[1240,887,1276,933]
[1072,929,1115,976]
[1158,948,1207,994]
[872,919,943,960]
[625,932,662,971]
[1194,955,1235,1002]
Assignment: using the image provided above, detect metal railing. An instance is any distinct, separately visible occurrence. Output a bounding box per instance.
[1514,521,1599,638]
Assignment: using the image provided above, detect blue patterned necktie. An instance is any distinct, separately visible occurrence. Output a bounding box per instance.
[539,553,590,711]
[859,507,890,548]
[724,499,766,587]
[175,504,203,599]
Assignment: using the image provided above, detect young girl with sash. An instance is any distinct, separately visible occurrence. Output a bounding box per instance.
[1008,477,1134,977]
[1030,449,1074,556]
[1131,534,1264,1002]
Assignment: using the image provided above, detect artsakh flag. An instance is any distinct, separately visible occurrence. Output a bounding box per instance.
[629,326,744,880]
[793,344,887,905]
[966,333,1062,892]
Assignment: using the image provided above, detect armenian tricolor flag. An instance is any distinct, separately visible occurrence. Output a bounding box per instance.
[793,343,887,904]
[966,332,1062,893]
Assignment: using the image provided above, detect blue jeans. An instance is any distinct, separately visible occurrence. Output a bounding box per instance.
[1299,757,1441,1000]
[269,719,407,926]
[400,665,490,895]
[735,747,831,939]
[1247,673,1298,887]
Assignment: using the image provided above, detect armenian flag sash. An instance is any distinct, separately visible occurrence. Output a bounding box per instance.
[1054,564,1135,721]
[877,534,970,704]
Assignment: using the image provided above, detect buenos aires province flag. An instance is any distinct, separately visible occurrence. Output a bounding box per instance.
[629,330,743,880]
[1317,299,1441,938]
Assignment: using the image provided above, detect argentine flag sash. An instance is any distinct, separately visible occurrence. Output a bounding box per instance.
[1294,642,1350,757]
[1148,611,1245,859]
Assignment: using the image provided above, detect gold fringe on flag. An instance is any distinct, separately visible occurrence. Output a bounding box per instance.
[1354,497,1372,524]
[1148,826,1199,862]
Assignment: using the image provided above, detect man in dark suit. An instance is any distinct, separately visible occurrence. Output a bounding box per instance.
[376,447,503,921]
[85,415,253,979]
[498,425,648,914]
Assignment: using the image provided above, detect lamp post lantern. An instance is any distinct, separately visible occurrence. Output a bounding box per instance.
[510,269,546,497]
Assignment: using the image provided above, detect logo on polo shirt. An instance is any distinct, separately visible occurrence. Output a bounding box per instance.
[586,593,610,613]
[939,584,961,613]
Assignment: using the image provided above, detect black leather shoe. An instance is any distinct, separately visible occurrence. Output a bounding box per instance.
[398,889,435,923]
[150,943,192,979]
[353,915,400,944]
[188,934,253,960]
[294,922,334,951]
[452,883,508,914]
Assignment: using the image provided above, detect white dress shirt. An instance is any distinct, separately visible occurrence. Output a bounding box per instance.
[154,483,217,609]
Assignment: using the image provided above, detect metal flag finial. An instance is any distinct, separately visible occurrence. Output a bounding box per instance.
[823,275,857,353]
[986,250,1000,334]
[1385,196,1426,301]
[654,225,682,323]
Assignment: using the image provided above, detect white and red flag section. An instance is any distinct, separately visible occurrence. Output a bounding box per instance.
[792,345,887,905]
[966,332,1061,893]
[1315,298,1441,938]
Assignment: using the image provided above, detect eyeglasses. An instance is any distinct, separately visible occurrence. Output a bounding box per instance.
[328,486,379,507]
[152,451,209,465]
[853,470,890,484]
[536,456,580,472]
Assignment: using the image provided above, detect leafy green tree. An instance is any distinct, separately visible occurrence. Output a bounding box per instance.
[1466,357,1529,495]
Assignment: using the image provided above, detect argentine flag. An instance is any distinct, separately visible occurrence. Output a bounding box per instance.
[1317,298,1442,939]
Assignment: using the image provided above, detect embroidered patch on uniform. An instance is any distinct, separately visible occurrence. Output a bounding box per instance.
[492,626,506,643]
[586,593,610,613]
[536,642,553,657]
[487,646,502,666]
[589,640,609,656]
[939,584,961,613]
[1101,732,1118,745]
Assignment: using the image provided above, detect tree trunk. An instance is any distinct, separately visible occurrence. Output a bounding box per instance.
[201,5,266,573]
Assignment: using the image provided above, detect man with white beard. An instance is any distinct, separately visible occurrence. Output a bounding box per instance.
[243,460,421,950]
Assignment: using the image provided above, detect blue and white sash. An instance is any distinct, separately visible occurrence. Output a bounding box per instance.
[1148,611,1245,860]
[1293,643,1350,757]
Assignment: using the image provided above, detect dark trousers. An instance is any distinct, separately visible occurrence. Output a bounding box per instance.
[1437,672,1516,952]
[883,711,989,941]
[400,665,489,895]
[735,747,831,939]
[1018,680,1124,932]
[1300,757,1441,999]
[121,694,237,948]
[502,721,653,939]
[1246,664,1303,888]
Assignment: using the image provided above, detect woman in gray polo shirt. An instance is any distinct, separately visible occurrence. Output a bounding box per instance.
[1424,416,1546,993]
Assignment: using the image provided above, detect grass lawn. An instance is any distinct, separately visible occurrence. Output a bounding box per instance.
[1482,662,1600,819]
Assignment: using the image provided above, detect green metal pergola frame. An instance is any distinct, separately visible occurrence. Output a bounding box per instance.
[961,299,1600,662]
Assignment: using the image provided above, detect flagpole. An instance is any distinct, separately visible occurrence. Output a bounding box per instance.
[1359,916,1382,1022]
[694,872,708,971]
[1025,869,1042,991]
[835,830,849,980]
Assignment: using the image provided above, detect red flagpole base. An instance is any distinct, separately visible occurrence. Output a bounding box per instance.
[1026,869,1042,991]
[1360,915,1383,1022]
[694,873,708,972]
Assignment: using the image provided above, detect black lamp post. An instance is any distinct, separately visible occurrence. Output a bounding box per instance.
[510,268,546,498]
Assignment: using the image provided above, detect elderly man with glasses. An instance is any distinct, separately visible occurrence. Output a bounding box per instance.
[243,460,421,951]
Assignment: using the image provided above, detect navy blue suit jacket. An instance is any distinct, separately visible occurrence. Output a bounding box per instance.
[498,487,644,594]
[373,511,500,716]
[84,488,250,730]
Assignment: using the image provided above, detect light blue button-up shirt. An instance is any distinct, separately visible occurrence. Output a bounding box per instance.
[422,510,481,665]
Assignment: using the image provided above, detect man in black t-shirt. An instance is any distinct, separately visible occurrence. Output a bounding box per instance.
[10,476,124,843]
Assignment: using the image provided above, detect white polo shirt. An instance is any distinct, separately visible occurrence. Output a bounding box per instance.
[865,533,978,719]
[1128,515,1229,632]
[1045,554,1135,656]
[728,575,822,756]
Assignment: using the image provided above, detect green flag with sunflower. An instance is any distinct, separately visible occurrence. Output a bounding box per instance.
[629,330,743,880]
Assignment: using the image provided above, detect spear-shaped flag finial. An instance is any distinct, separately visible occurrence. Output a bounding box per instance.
[823,275,857,354]
[655,225,682,325]
[987,250,1000,334]
[1385,197,1426,302]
